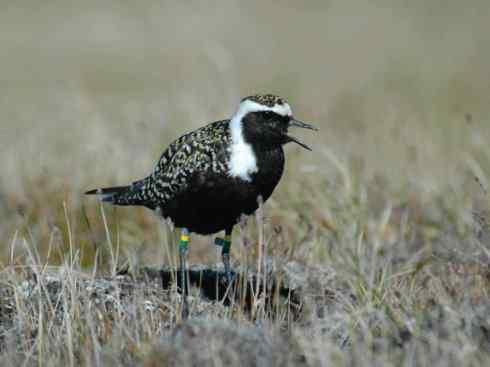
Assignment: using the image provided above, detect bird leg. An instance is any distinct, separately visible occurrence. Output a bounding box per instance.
[214,228,233,284]
[179,228,190,318]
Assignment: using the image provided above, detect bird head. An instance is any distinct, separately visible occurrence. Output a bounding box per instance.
[231,94,317,150]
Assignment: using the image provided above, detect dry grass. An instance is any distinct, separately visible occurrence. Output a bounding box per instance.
[1,0,490,366]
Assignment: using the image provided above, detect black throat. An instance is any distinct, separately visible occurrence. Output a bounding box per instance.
[240,111,289,152]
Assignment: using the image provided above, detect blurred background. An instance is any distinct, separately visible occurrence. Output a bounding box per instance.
[1,0,489,268]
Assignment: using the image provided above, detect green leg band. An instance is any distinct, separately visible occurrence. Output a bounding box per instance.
[180,229,189,250]
[214,235,231,253]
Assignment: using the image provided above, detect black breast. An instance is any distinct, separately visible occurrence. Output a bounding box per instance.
[161,147,285,235]
[251,146,285,203]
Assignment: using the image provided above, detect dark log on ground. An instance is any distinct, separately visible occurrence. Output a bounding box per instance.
[137,266,303,315]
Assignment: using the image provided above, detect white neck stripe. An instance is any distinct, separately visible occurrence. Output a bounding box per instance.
[227,100,292,182]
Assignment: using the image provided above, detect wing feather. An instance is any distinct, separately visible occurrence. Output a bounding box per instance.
[145,120,231,204]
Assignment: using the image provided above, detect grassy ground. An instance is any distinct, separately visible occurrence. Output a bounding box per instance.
[1,0,490,365]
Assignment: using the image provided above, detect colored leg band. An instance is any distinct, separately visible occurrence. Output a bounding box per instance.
[180,231,189,250]
[214,235,231,253]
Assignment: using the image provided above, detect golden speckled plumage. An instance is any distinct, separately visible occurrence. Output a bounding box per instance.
[108,119,233,207]
[241,94,288,108]
[86,93,316,235]
[85,93,316,291]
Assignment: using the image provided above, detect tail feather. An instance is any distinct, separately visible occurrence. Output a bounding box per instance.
[85,185,138,205]
[85,177,155,208]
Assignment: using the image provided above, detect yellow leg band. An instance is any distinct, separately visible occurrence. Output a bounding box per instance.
[180,229,190,250]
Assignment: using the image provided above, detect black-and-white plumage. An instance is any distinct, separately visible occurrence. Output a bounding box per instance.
[86,94,316,234]
[86,94,316,294]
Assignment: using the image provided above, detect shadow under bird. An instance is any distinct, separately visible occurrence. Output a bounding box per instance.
[86,94,317,308]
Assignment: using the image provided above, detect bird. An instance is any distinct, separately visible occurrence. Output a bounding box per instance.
[86,94,316,306]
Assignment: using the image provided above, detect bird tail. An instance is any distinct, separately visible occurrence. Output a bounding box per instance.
[85,185,144,206]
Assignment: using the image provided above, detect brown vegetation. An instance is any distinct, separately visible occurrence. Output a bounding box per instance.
[1,0,490,365]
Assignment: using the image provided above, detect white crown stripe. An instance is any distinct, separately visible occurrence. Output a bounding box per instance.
[235,100,292,118]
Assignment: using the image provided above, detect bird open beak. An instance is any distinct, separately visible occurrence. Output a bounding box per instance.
[287,118,318,151]
[289,119,318,131]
